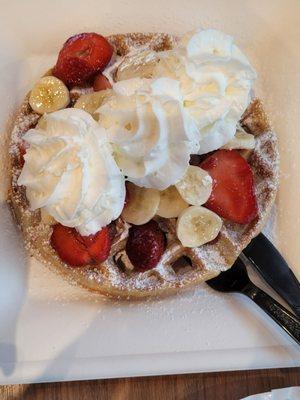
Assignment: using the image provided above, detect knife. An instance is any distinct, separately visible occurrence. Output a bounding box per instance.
[243,233,300,317]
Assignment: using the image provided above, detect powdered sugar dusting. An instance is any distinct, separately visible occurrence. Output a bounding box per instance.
[189,244,227,272]
[10,107,39,156]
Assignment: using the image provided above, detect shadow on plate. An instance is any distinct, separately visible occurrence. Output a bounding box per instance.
[0,203,29,377]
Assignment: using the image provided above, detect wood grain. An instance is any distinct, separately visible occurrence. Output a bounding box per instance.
[1,368,300,400]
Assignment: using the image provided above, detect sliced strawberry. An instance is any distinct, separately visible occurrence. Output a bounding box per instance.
[93,73,112,91]
[50,224,112,267]
[53,33,113,86]
[80,227,111,263]
[200,150,258,224]
[50,224,90,267]
[126,220,166,272]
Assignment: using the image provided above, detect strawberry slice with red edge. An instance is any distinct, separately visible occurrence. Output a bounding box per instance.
[51,224,112,267]
[93,73,112,91]
[126,220,166,272]
[80,228,112,263]
[53,33,113,86]
[200,149,258,224]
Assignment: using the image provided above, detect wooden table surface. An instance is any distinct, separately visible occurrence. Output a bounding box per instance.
[1,368,299,399]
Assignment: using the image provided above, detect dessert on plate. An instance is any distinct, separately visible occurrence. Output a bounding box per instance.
[8,29,279,298]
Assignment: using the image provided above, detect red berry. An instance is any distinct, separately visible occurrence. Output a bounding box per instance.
[200,150,258,224]
[126,220,166,271]
[53,33,113,86]
[54,57,94,87]
[50,224,112,267]
[93,73,112,91]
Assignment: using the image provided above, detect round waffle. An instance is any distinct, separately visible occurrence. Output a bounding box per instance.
[8,33,279,299]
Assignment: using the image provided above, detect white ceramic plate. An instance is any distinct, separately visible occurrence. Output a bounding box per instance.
[242,386,300,400]
[0,0,300,385]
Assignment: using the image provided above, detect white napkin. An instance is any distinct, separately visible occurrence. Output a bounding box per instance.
[241,387,300,400]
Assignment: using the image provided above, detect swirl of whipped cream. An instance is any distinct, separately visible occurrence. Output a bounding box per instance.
[18,108,125,235]
[96,77,199,190]
[155,29,257,154]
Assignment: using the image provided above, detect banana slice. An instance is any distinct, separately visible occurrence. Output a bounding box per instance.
[157,186,188,218]
[175,166,213,206]
[29,76,70,114]
[122,182,160,225]
[177,206,222,247]
[222,130,255,150]
[116,50,158,81]
[74,90,112,118]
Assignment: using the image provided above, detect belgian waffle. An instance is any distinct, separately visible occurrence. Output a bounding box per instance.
[8,33,279,299]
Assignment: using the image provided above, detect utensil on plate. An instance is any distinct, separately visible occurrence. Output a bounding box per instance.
[243,233,300,317]
[207,257,300,345]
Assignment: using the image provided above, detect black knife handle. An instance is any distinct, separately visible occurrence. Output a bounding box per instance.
[243,282,300,345]
[244,233,300,317]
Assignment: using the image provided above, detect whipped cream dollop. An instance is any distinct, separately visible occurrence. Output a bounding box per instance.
[18,108,125,235]
[96,77,199,190]
[155,29,257,154]
[97,29,256,190]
